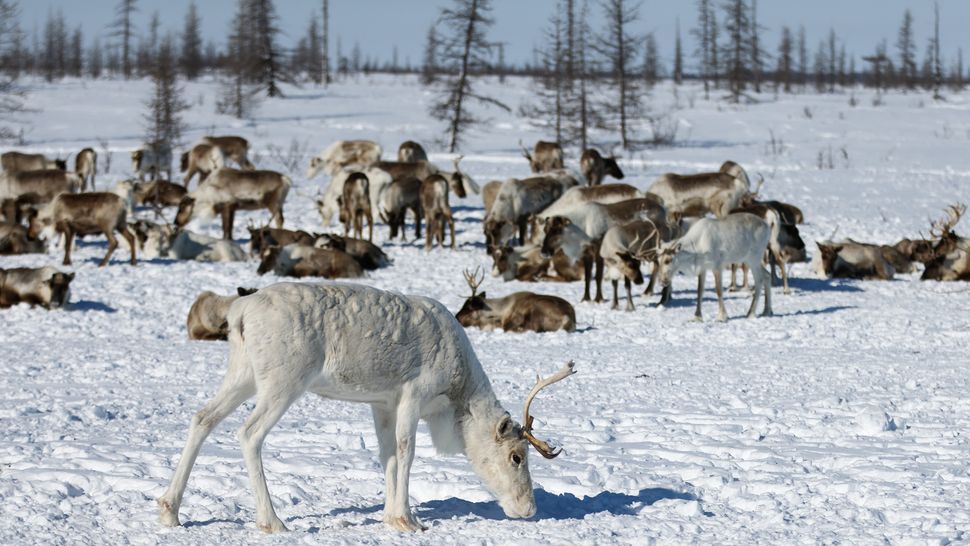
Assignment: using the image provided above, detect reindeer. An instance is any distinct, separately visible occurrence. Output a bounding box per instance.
[420,173,456,250]
[75,148,97,190]
[0,169,81,205]
[131,145,173,181]
[0,223,45,255]
[175,168,290,240]
[657,213,772,321]
[200,135,254,169]
[456,268,576,333]
[729,205,806,294]
[133,180,188,212]
[313,233,390,270]
[580,149,624,186]
[316,167,393,228]
[187,287,258,341]
[600,219,676,311]
[647,161,752,220]
[180,143,225,188]
[812,240,897,280]
[379,176,423,240]
[375,156,475,197]
[1,151,67,174]
[0,266,74,309]
[338,172,373,241]
[256,244,364,278]
[539,183,645,220]
[521,140,564,173]
[157,282,575,533]
[482,180,503,217]
[919,204,969,281]
[28,192,137,267]
[247,225,317,257]
[484,177,565,250]
[490,242,584,283]
[133,222,248,262]
[397,140,428,162]
[307,139,382,179]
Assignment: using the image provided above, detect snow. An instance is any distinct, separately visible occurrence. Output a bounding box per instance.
[2,74,969,545]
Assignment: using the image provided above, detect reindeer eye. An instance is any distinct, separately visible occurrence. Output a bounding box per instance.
[510,453,522,465]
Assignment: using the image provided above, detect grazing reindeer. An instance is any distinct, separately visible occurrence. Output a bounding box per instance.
[397,140,428,162]
[580,149,624,186]
[187,287,258,341]
[200,135,254,169]
[307,139,382,179]
[648,161,752,220]
[313,233,390,270]
[256,244,363,278]
[175,168,290,240]
[157,282,575,533]
[131,145,173,181]
[600,220,675,311]
[657,213,773,321]
[339,172,373,241]
[521,140,564,173]
[420,173,456,250]
[919,204,969,281]
[1,151,67,174]
[180,143,225,188]
[0,266,74,309]
[75,148,97,190]
[482,180,503,217]
[484,177,565,250]
[28,192,137,267]
[456,268,577,333]
[379,176,423,240]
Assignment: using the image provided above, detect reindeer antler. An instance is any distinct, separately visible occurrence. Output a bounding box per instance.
[518,139,533,162]
[453,155,464,171]
[463,266,485,297]
[929,203,966,240]
[522,361,576,459]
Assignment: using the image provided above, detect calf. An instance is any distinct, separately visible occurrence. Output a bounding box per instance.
[379,176,423,240]
[180,143,225,188]
[256,243,364,278]
[397,140,428,162]
[657,213,773,321]
[580,149,624,186]
[307,139,382,179]
[521,140,564,173]
[75,148,97,190]
[0,266,74,309]
[313,233,389,270]
[455,268,576,333]
[131,145,173,181]
[1,151,66,174]
[29,192,137,267]
[175,168,290,240]
[339,172,372,241]
[201,135,254,169]
[134,180,189,211]
[0,223,45,255]
[186,287,258,341]
[420,173,456,250]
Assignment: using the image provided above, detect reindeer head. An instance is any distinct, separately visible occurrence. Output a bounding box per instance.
[604,149,625,180]
[455,267,489,326]
[540,217,572,258]
[174,196,196,227]
[306,156,324,179]
[449,155,468,199]
[46,271,75,309]
[256,246,282,275]
[926,203,966,257]
[656,240,686,287]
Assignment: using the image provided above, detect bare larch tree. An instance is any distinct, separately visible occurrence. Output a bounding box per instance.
[112,0,137,79]
[596,0,644,150]
[180,1,203,80]
[144,34,188,170]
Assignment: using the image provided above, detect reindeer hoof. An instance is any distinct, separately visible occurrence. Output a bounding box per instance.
[386,514,426,532]
[760,311,774,318]
[716,314,728,322]
[257,517,289,534]
[157,498,181,527]
[610,303,619,311]
[783,289,792,295]
[625,305,635,312]
[692,315,703,323]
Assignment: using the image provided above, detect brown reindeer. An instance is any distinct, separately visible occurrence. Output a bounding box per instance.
[339,172,373,241]
[313,233,390,270]
[812,240,896,280]
[580,149,624,186]
[0,223,46,255]
[397,140,428,162]
[648,161,751,220]
[0,266,74,309]
[180,143,225,188]
[75,148,97,190]
[247,225,317,257]
[490,242,583,283]
[521,140,564,173]
[307,140,382,179]
[920,204,969,281]
[420,173,456,250]
[455,268,576,333]
[187,287,258,341]
[257,244,364,278]
[379,176,423,240]
[201,135,254,169]
[175,168,290,240]
[1,151,67,174]
[374,156,471,198]
[600,219,676,310]
[28,192,137,267]
[0,169,81,205]
[133,180,188,211]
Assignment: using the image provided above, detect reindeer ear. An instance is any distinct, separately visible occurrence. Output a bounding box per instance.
[495,414,514,440]
[478,291,487,300]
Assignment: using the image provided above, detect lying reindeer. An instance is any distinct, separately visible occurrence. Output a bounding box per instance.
[490,242,583,283]
[812,239,903,280]
[0,223,45,255]
[0,266,74,309]
[455,268,576,333]
[247,225,317,257]
[257,244,363,278]
[313,233,389,270]
[920,204,970,281]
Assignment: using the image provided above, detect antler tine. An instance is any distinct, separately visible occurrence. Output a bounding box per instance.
[522,361,576,459]
[462,266,484,297]
[453,155,464,171]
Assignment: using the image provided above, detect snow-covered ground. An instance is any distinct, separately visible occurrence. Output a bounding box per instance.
[1,75,969,545]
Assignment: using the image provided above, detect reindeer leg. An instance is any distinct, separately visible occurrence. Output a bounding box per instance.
[714,269,727,322]
[644,261,658,295]
[367,211,373,242]
[611,279,619,310]
[694,271,705,321]
[424,215,432,251]
[781,259,791,295]
[625,277,635,312]
[729,264,740,292]
[388,397,425,532]
[100,230,119,267]
[657,283,672,307]
[742,264,751,290]
[582,255,592,302]
[594,254,605,303]
[449,215,456,249]
[62,227,75,266]
[220,206,233,240]
[762,264,773,317]
[121,226,137,265]
[747,264,764,318]
[371,405,398,521]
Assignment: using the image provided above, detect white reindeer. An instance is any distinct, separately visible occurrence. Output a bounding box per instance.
[656,212,772,321]
[157,282,575,534]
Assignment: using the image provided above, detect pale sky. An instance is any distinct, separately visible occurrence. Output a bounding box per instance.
[16,1,970,70]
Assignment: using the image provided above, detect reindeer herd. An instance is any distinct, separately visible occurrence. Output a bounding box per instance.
[1,133,968,535]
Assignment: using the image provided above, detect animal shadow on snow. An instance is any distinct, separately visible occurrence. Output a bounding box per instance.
[66,300,116,313]
[785,277,864,293]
